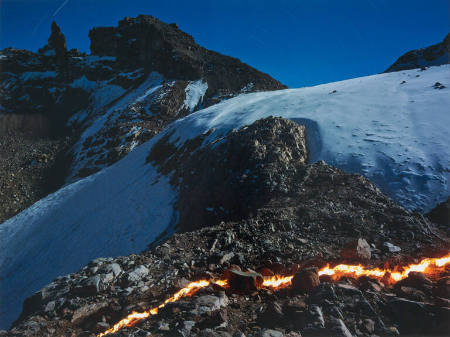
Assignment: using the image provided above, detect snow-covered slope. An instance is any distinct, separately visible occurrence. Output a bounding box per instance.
[0,140,177,329]
[1,65,449,329]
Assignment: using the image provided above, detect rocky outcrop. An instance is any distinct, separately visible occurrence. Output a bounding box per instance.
[426,198,450,226]
[89,15,286,106]
[385,33,449,72]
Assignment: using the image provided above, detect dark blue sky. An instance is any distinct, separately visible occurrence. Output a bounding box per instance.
[1,0,448,87]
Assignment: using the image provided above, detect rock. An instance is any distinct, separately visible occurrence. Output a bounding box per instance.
[362,318,375,333]
[127,265,149,283]
[260,329,284,337]
[382,242,401,253]
[434,276,450,298]
[285,333,302,337]
[192,294,228,315]
[309,283,338,304]
[227,269,263,292]
[327,317,353,337]
[71,302,109,326]
[340,238,371,260]
[336,283,362,296]
[394,271,432,290]
[199,329,232,337]
[387,298,431,333]
[292,267,320,293]
[396,286,426,301]
[93,322,110,333]
[105,263,122,277]
[219,252,235,265]
[306,305,325,329]
[179,320,195,337]
[73,275,103,296]
[258,302,285,327]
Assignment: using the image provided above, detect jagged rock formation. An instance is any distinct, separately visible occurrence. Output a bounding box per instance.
[89,15,286,106]
[385,33,449,72]
[0,15,285,222]
[4,117,448,337]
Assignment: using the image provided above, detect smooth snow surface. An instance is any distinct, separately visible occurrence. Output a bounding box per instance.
[0,65,448,329]
[0,140,177,329]
[166,65,449,212]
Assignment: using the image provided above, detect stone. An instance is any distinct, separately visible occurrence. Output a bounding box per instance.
[395,271,432,290]
[292,267,320,293]
[260,329,283,337]
[387,298,431,333]
[127,265,149,283]
[72,275,103,296]
[306,305,325,329]
[309,283,338,304]
[258,302,285,327]
[227,269,263,292]
[105,263,122,277]
[382,242,401,253]
[434,276,450,298]
[362,318,375,333]
[327,317,353,337]
[71,302,109,326]
[219,252,235,265]
[192,294,229,315]
[340,238,371,260]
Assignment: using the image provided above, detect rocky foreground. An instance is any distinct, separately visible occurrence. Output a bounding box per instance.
[3,117,449,337]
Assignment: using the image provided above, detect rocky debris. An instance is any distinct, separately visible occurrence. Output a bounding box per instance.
[4,117,449,336]
[426,197,450,226]
[0,130,74,223]
[340,238,371,261]
[385,33,449,72]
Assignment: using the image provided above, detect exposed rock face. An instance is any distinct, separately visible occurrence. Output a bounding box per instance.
[89,15,286,106]
[385,33,450,72]
[3,117,448,337]
[149,117,308,231]
[38,21,68,70]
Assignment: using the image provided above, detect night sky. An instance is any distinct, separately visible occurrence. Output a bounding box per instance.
[1,0,448,87]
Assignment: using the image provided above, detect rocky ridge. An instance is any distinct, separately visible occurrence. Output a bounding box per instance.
[4,117,449,337]
[385,33,449,72]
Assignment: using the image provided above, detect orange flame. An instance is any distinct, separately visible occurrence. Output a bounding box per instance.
[318,253,450,283]
[262,275,294,288]
[97,253,449,336]
[97,279,224,337]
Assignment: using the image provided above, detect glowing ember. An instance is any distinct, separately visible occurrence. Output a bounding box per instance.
[97,253,449,336]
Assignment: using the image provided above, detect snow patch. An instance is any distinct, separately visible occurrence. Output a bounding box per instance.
[183,80,208,112]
